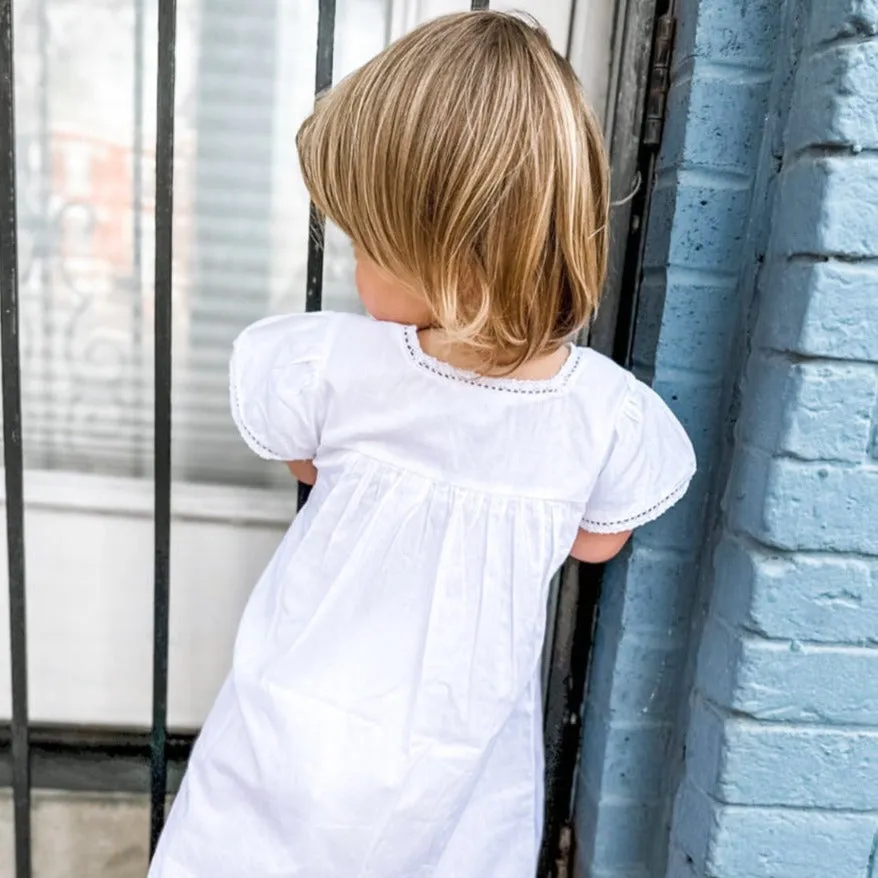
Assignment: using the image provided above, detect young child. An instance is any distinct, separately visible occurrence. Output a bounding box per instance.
[150,11,695,878]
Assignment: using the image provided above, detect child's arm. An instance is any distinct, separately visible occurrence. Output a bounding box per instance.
[570,529,631,564]
[287,460,318,485]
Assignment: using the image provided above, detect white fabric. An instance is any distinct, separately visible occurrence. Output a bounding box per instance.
[150,312,696,878]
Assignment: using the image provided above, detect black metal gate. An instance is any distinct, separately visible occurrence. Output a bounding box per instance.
[0,0,664,874]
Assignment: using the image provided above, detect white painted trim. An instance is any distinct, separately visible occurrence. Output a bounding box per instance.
[387,0,421,41]
[387,0,611,58]
[0,472,291,728]
[567,0,619,124]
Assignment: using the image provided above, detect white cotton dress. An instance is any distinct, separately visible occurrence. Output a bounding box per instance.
[149,311,696,878]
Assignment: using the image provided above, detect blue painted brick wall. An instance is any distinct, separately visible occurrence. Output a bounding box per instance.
[573,0,783,875]
[665,0,878,876]
[576,0,878,875]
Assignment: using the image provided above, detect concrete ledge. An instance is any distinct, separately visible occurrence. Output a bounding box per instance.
[0,791,154,878]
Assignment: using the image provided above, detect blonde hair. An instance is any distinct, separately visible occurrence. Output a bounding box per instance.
[297,11,610,369]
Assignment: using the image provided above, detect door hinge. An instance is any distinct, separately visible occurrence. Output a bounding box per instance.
[554,822,574,878]
[643,13,676,148]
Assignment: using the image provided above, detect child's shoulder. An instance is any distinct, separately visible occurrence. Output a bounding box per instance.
[573,345,633,388]
[234,309,374,344]
[567,345,637,414]
[567,345,692,458]
[233,310,387,368]
[230,311,386,462]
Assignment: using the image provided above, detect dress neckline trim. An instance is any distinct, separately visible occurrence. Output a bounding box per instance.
[400,324,583,394]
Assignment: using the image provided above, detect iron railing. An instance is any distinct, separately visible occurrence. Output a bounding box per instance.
[0,6,30,876]
[149,0,177,857]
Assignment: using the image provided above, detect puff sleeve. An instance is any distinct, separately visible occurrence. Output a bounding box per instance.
[229,312,335,461]
[581,376,696,533]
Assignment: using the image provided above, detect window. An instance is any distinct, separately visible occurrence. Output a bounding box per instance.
[2,0,610,734]
[13,0,390,488]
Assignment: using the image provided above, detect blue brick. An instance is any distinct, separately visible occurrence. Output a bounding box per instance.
[681,696,727,801]
[590,867,651,878]
[643,373,724,465]
[738,354,877,461]
[586,624,688,723]
[576,790,661,871]
[755,260,878,361]
[686,696,878,810]
[692,616,741,710]
[661,69,771,174]
[698,616,878,725]
[645,177,751,273]
[669,782,718,874]
[666,842,703,878]
[616,378,717,552]
[601,546,699,639]
[580,715,673,802]
[634,369,721,464]
[621,374,716,554]
[674,0,781,67]
[712,721,878,810]
[773,157,878,258]
[711,537,878,644]
[710,808,878,878]
[788,42,878,151]
[672,780,878,878]
[726,451,878,553]
[807,0,878,45]
[636,475,712,555]
[574,788,600,873]
[595,550,632,632]
[633,273,739,378]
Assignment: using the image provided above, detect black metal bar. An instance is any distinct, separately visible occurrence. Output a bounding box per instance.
[304,201,326,314]
[612,6,673,368]
[299,0,336,511]
[470,0,490,9]
[0,2,32,876]
[538,561,602,877]
[150,0,177,857]
[303,0,336,316]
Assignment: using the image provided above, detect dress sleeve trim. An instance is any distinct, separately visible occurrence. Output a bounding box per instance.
[580,473,693,534]
[229,355,287,461]
[228,312,340,462]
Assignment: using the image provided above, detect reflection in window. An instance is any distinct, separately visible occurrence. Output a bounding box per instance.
[13,0,390,486]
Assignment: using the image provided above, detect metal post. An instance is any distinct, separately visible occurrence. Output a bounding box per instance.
[299,0,336,511]
[150,0,177,857]
[470,0,490,10]
[303,0,336,317]
[0,2,32,875]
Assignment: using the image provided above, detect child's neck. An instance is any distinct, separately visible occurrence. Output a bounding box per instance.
[418,328,571,381]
